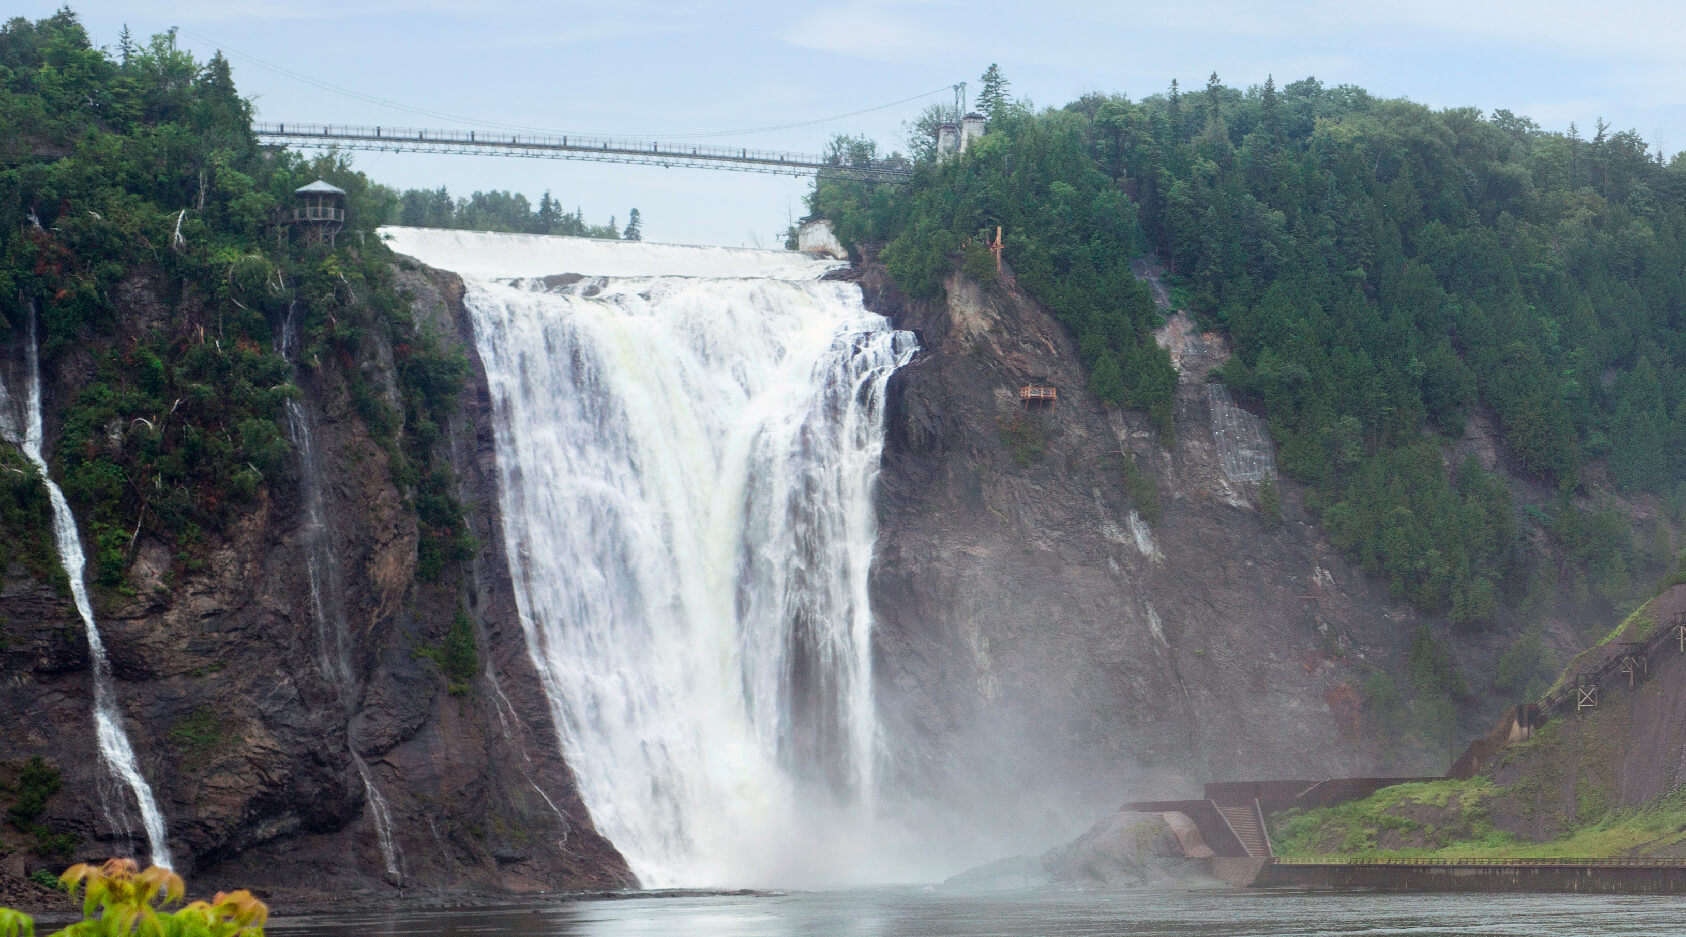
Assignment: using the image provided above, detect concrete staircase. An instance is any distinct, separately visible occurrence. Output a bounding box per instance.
[1216,802,1271,858]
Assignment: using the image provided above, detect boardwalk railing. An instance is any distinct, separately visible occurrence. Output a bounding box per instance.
[1273,856,1686,867]
[253,123,915,183]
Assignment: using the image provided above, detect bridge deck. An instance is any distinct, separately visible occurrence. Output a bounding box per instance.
[254,123,913,182]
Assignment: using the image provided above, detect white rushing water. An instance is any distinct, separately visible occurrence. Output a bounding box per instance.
[385,228,915,887]
[6,307,172,868]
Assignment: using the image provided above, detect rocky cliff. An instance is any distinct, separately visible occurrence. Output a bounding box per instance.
[860,253,1531,849]
[0,260,630,902]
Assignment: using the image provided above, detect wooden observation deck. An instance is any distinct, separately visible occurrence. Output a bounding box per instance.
[284,179,346,246]
[1020,384,1057,412]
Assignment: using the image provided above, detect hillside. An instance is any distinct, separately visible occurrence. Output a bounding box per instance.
[1267,584,1686,859]
[5,8,1686,899]
[0,12,628,895]
[818,69,1686,758]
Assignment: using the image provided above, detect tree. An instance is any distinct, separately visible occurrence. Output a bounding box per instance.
[825,133,877,166]
[117,24,134,66]
[977,63,1010,120]
[1260,74,1280,143]
[1166,79,1182,142]
[903,102,958,163]
[623,208,642,241]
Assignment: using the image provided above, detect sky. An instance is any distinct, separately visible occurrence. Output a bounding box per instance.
[31,1,1686,246]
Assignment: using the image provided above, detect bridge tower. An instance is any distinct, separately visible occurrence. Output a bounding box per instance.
[937,121,961,160]
[286,179,346,246]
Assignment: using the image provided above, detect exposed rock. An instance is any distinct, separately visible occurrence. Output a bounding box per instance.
[0,262,631,903]
[944,809,1213,889]
[860,250,1522,849]
[797,219,848,260]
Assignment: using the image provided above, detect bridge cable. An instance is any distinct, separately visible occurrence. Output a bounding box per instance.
[174,26,950,142]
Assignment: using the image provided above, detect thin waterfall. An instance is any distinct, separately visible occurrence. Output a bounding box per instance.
[382,227,917,888]
[276,302,402,882]
[7,306,172,868]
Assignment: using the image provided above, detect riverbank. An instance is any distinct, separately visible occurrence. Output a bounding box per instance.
[1250,857,1686,893]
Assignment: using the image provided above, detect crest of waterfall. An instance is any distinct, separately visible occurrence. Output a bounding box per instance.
[1,306,172,868]
[383,228,916,887]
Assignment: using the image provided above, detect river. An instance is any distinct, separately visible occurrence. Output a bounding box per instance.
[269,887,1686,936]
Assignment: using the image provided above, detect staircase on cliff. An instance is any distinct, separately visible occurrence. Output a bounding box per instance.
[1215,802,1271,858]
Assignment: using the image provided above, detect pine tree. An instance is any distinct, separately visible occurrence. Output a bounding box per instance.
[1167,79,1182,143]
[977,64,1010,120]
[623,208,643,241]
[117,24,134,67]
[1205,71,1222,127]
[1260,74,1280,144]
[536,191,556,234]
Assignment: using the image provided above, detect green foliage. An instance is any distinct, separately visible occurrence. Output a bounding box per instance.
[388,186,624,238]
[1257,472,1282,526]
[0,448,65,591]
[3,757,76,859]
[392,327,473,582]
[0,907,32,937]
[0,858,268,936]
[7,758,61,828]
[0,10,487,600]
[1494,630,1557,702]
[831,72,1686,622]
[1121,450,1161,526]
[814,101,1176,436]
[960,238,997,284]
[1269,778,1507,857]
[416,608,477,697]
[976,64,1011,121]
[995,414,1045,467]
[167,708,225,772]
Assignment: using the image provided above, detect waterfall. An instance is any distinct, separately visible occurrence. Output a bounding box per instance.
[382,227,915,887]
[7,307,172,868]
[277,303,402,882]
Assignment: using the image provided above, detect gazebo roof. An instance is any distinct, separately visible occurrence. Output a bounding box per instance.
[294,179,346,196]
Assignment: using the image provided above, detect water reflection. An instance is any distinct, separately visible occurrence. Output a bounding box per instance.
[269,888,1686,937]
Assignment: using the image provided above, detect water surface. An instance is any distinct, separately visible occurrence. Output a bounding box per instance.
[270,887,1686,936]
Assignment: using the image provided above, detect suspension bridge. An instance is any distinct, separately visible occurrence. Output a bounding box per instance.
[253,123,915,183]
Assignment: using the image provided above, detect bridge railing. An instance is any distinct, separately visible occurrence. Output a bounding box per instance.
[252,122,914,178]
[1273,856,1686,867]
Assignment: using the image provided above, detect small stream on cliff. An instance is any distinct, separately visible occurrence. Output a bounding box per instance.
[270,888,1686,936]
[382,228,917,888]
[276,302,404,883]
[0,305,172,868]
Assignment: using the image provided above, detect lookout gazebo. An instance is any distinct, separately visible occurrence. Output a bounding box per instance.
[286,179,346,246]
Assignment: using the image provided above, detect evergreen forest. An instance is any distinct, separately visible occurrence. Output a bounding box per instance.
[0,12,473,588]
[816,69,1686,627]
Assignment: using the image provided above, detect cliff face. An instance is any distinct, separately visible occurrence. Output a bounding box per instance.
[861,255,1521,843]
[0,261,630,899]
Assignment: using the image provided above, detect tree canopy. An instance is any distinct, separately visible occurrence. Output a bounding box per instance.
[816,67,1686,624]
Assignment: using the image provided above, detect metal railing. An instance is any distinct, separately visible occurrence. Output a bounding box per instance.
[284,206,344,223]
[1273,856,1686,868]
[253,123,915,183]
